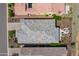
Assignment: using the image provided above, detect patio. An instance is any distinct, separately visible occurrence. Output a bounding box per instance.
[56,17,72,43]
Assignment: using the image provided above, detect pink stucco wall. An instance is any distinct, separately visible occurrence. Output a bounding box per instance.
[14,3,65,15]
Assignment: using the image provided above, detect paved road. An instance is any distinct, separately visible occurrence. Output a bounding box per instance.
[0,4,7,56]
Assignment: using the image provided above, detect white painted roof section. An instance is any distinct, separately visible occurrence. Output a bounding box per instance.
[16,19,60,44]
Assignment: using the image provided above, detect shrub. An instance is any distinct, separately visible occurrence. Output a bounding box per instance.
[8,3,15,17]
[48,43,66,47]
[12,53,19,56]
[52,14,62,21]
[8,3,14,8]
[10,45,14,48]
[8,9,15,17]
[45,14,49,16]
[8,30,16,38]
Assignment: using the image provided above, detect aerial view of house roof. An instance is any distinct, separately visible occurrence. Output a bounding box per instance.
[8,3,78,56]
[11,3,66,44]
[0,0,79,56]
